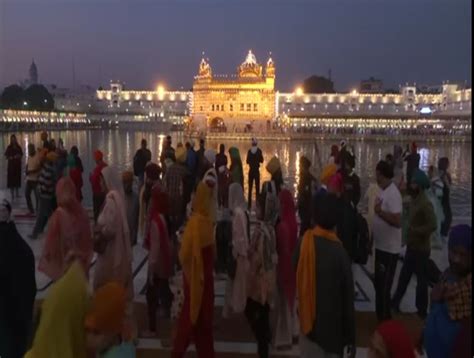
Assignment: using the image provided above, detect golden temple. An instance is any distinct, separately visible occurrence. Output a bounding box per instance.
[191,50,276,132]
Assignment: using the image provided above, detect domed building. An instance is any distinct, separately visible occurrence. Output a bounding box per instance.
[192,50,276,133]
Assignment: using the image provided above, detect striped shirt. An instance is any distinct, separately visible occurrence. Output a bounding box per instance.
[38,162,57,199]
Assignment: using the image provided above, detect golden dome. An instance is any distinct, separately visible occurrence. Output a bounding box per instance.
[238,50,263,78]
[198,57,212,78]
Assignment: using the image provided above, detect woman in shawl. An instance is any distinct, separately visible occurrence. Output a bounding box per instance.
[38,177,92,281]
[222,183,250,318]
[229,147,244,188]
[4,134,23,200]
[25,261,89,358]
[138,163,161,237]
[143,184,174,337]
[368,320,416,358]
[274,189,298,349]
[172,182,215,358]
[94,165,135,341]
[0,198,36,358]
[67,153,84,202]
[245,191,278,358]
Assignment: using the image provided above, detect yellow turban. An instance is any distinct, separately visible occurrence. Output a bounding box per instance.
[320,164,337,185]
[176,146,187,163]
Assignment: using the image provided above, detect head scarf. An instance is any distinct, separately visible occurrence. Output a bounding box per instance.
[411,142,417,152]
[101,166,125,198]
[266,156,281,176]
[297,226,340,335]
[229,147,241,163]
[204,148,216,165]
[25,262,89,358]
[56,177,81,211]
[99,166,132,271]
[448,224,472,251]
[375,320,416,358]
[179,182,214,325]
[122,170,134,186]
[0,198,12,223]
[203,167,217,188]
[176,146,187,163]
[411,169,430,189]
[228,183,246,212]
[85,282,127,336]
[145,163,161,181]
[94,150,104,162]
[143,185,170,250]
[320,164,337,185]
[261,181,280,225]
[67,153,76,169]
[277,189,298,307]
[38,177,93,281]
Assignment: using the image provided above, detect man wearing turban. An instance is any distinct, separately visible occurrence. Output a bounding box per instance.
[424,225,472,358]
[392,169,437,319]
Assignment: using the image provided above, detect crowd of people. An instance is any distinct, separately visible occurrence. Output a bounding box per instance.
[0,132,471,358]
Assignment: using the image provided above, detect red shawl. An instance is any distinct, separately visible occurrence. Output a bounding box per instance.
[276,189,298,307]
[144,184,172,278]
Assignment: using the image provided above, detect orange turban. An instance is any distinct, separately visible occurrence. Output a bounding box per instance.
[84,282,126,335]
[94,150,104,162]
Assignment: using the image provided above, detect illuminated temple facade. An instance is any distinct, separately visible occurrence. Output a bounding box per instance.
[191,51,276,131]
[86,50,471,132]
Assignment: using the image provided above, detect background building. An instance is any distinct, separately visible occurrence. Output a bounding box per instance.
[359,77,383,93]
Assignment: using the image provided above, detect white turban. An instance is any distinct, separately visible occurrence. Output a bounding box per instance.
[204,149,216,165]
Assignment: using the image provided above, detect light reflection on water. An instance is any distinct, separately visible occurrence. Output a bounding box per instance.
[1,130,471,217]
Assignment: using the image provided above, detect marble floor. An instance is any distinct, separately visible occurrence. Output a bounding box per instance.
[5,193,470,357]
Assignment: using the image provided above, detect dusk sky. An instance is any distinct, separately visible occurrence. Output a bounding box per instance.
[0,0,471,92]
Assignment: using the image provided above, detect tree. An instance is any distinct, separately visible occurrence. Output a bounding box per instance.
[0,85,25,109]
[24,84,54,111]
[303,75,335,93]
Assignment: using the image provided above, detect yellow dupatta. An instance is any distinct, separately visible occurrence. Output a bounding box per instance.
[296,226,340,334]
[25,261,89,358]
[179,182,215,325]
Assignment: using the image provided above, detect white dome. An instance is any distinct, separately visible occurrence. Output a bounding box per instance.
[243,50,257,65]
